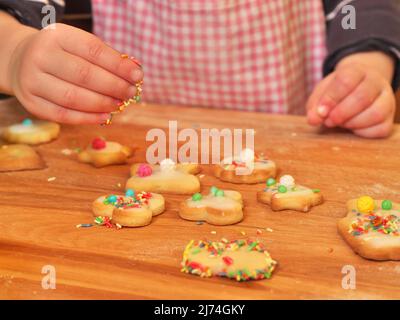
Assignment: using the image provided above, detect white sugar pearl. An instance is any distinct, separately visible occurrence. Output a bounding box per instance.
[279,175,295,187]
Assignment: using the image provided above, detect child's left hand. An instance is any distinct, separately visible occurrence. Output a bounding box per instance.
[306,51,396,138]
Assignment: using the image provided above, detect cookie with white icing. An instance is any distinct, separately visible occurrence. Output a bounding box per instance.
[126,159,201,194]
[92,189,165,227]
[181,239,277,281]
[0,144,46,172]
[1,118,60,145]
[213,149,276,184]
[338,196,400,261]
[257,175,323,212]
[77,137,133,167]
[179,187,243,225]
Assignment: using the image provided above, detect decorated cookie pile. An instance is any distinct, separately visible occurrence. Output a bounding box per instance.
[338,196,400,261]
[257,175,323,212]
[181,239,277,281]
[179,186,244,225]
[213,149,276,184]
[92,189,165,227]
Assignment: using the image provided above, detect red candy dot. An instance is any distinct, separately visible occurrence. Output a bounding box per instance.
[92,137,106,150]
[222,256,234,266]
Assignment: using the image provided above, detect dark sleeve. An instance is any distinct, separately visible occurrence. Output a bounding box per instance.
[323,0,400,91]
[0,0,65,29]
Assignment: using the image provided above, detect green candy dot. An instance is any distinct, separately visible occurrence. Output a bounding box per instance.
[210,186,218,196]
[266,178,276,187]
[215,190,225,197]
[192,193,202,201]
[278,185,287,193]
[382,200,393,210]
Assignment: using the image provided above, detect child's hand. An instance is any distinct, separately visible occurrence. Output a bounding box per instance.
[306,52,396,138]
[7,23,143,124]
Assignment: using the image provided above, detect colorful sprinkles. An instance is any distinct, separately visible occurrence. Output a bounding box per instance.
[181,239,276,281]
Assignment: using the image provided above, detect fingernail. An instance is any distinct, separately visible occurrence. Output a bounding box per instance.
[131,68,143,83]
[317,105,329,118]
[324,118,335,128]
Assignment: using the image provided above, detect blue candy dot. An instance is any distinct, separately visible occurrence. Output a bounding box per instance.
[125,189,135,197]
[107,195,117,203]
[22,118,33,126]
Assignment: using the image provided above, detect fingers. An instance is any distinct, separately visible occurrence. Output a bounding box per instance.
[41,50,138,101]
[57,24,143,84]
[343,89,395,130]
[306,74,334,125]
[353,117,394,139]
[324,77,382,127]
[32,72,119,113]
[28,95,109,125]
[307,66,365,126]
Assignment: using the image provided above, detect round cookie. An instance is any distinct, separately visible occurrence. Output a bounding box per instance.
[1,118,60,145]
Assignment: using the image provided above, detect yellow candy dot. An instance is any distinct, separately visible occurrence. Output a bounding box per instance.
[357,196,375,213]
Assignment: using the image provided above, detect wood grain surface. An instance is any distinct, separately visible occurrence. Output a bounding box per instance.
[1,98,400,300]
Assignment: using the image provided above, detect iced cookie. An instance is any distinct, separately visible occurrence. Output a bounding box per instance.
[337,196,400,261]
[179,187,243,225]
[126,158,201,194]
[257,175,323,212]
[1,118,60,145]
[213,149,276,184]
[0,144,46,172]
[77,137,133,167]
[181,239,277,281]
[92,189,165,227]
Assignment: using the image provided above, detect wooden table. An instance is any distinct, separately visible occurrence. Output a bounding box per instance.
[1,98,400,300]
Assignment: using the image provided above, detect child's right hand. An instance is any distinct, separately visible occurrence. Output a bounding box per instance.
[7,23,143,124]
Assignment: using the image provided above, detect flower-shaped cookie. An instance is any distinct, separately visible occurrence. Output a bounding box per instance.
[78,137,133,167]
[338,196,400,261]
[0,144,45,172]
[179,186,243,225]
[126,158,201,194]
[1,118,60,145]
[257,175,323,212]
[213,149,276,184]
[92,189,165,227]
[181,239,277,281]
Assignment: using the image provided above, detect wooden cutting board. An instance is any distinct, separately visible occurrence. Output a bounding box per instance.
[1,98,399,299]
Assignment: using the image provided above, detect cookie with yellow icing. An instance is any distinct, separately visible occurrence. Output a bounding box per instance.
[92,189,165,227]
[126,158,201,195]
[0,144,46,172]
[257,175,323,212]
[77,137,133,168]
[213,149,276,184]
[1,118,60,145]
[181,239,277,281]
[179,187,243,225]
[338,197,400,261]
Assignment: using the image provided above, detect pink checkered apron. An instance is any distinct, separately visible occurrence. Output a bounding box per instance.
[93,0,327,114]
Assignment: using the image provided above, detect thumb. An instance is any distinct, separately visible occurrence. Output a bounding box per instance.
[306,73,334,126]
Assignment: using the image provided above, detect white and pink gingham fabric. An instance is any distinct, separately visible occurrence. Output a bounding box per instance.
[93,0,327,114]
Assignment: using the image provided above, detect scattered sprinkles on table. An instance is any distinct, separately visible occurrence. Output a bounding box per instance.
[181,239,277,281]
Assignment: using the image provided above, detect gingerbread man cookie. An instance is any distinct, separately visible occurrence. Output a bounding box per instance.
[126,159,201,194]
[77,137,133,167]
[179,187,243,225]
[1,118,60,145]
[0,144,46,172]
[257,175,323,212]
[181,239,277,281]
[338,196,400,261]
[92,189,165,227]
[213,149,276,184]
